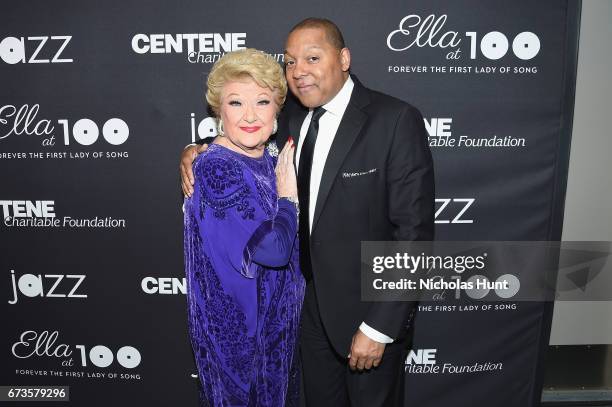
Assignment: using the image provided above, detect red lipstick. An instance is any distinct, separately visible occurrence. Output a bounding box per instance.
[240,126,261,133]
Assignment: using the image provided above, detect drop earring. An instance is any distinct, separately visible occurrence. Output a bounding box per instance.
[217,119,224,136]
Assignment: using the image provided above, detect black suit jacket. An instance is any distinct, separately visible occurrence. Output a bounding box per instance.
[276,76,435,355]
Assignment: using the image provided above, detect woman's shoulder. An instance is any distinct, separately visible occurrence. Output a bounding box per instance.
[195,144,251,199]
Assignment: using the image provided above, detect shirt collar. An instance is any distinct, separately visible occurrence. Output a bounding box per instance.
[319,75,354,117]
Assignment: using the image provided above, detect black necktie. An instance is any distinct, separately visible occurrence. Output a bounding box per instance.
[297,107,326,281]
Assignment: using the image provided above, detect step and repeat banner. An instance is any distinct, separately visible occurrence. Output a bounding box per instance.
[1,1,579,406]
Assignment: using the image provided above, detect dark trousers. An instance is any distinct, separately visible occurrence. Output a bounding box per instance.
[300,282,409,407]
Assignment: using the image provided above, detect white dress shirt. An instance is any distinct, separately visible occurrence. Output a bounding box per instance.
[295,76,393,344]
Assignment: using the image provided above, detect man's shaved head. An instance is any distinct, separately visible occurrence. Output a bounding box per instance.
[288,17,346,50]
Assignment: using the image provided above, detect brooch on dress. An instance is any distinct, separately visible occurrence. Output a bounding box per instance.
[266,140,279,157]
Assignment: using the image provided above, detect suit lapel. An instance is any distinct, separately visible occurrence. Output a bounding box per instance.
[311,78,370,233]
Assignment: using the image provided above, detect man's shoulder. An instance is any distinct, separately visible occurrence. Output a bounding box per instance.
[363,86,422,117]
[354,82,427,140]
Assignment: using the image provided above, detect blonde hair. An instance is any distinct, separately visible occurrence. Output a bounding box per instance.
[206,48,287,116]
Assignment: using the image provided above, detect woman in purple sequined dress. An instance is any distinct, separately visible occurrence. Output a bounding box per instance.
[183,49,304,406]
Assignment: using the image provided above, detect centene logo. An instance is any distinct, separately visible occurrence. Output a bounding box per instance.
[405,348,440,374]
[406,348,437,365]
[141,277,186,295]
[425,117,452,147]
[0,36,72,64]
[0,200,55,218]
[131,33,246,54]
[8,270,86,305]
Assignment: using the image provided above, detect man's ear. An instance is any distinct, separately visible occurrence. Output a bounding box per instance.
[340,47,351,72]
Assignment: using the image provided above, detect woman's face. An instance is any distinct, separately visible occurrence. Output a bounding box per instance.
[219,78,278,156]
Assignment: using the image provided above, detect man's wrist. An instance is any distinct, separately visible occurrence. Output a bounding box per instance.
[359,322,394,344]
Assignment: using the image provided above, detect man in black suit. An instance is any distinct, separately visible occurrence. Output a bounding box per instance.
[181,18,434,407]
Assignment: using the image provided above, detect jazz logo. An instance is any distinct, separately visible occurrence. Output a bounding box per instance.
[8,270,87,304]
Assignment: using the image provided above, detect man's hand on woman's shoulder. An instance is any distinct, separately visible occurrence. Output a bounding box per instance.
[180,143,208,197]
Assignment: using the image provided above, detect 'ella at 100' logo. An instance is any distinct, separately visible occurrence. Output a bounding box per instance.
[387,14,540,61]
[12,330,142,369]
[0,104,129,147]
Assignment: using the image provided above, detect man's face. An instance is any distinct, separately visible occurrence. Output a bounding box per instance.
[284,27,350,108]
